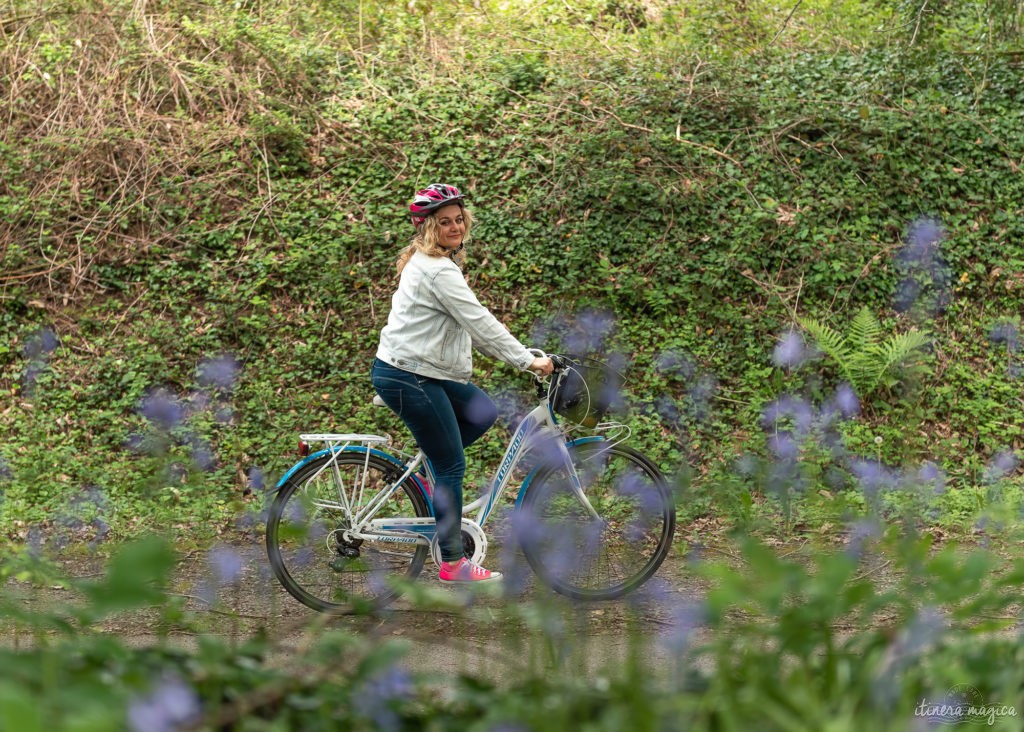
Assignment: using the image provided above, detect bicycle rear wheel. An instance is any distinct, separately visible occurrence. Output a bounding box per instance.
[266,452,430,613]
[521,441,675,600]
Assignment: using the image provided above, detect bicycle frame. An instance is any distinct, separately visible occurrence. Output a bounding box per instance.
[273,392,618,549]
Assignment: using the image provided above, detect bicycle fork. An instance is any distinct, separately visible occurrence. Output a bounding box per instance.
[551,439,603,522]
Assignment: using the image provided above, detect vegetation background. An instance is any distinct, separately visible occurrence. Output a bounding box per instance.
[1,0,1024,728]
[2,0,1022,540]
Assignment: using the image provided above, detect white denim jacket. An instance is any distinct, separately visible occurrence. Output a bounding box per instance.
[376,251,534,382]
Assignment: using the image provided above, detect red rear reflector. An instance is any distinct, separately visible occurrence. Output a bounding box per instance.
[298,440,310,457]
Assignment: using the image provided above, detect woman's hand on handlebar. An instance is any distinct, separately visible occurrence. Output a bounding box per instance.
[528,356,554,376]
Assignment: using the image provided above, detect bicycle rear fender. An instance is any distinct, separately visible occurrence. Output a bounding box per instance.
[271,447,433,510]
[512,436,606,509]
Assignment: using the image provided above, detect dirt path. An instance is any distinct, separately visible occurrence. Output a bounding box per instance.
[4,532,713,683]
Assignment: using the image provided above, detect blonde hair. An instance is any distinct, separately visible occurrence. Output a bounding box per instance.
[396,205,473,273]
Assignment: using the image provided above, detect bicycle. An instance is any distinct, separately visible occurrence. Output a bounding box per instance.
[265,352,676,614]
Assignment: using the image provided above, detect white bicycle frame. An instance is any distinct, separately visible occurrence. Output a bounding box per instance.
[286,395,620,557]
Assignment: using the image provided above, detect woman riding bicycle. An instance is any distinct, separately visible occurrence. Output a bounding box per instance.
[371,183,553,584]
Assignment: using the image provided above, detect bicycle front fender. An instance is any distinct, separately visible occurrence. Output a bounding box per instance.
[512,436,606,509]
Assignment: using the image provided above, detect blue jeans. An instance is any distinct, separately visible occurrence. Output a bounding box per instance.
[370,358,498,562]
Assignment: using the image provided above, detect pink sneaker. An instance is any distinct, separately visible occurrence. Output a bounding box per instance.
[438,557,502,584]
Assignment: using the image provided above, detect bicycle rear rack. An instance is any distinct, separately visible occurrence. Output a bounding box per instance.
[299,433,390,450]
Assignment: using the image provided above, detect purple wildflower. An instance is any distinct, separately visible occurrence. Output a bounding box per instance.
[849,459,899,497]
[899,218,944,269]
[139,388,185,432]
[564,309,615,354]
[655,395,682,426]
[523,430,567,473]
[126,674,202,732]
[23,327,59,359]
[187,435,217,472]
[831,383,860,419]
[660,600,705,656]
[498,511,538,597]
[761,394,814,436]
[900,606,947,658]
[687,374,718,422]
[767,432,800,461]
[655,349,697,380]
[353,665,414,732]
[844,519,881,559]
[631,575,673,606]
[492,388,530,431]
[914,461,947,495]
[466,390,499,426]
[196,354,241,391]
[772,329,808,370]
[989,321,1020,353]
[872,605,947,710]
[246,467,265,493]
[207,545,244,584]
[983,450,1020,484]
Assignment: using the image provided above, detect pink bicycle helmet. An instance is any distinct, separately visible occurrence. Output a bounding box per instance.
[409,183,465,227]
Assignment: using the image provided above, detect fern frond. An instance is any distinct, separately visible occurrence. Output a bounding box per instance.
[848,307,882,353]
[862,330,931,394]
[797,317,849,363]
[878,330,930,370]
[797,310,932,398]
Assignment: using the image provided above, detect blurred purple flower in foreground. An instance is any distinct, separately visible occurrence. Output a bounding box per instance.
[849,459,899,498]
[894,217,951,314]
[197,354,241,391]
[21,327,59,394]
[246,467,265,493]
[207,545,244,584]
[661,600,706,656]
[913,461,947,495]
[127,674,201,732]
[767,432,800,461]
[353,665,414,732]
[831,383,860,419]
[139,388,185,431]
[23,327,59,359]
[761,394,814,436]
[844,518,881,559]
[988,321,1020,353]
[186,434,218,472]
[564,309,615,354]
[900,218,944,265]
[656,349,697,381]
[983,450,1020,484]
[772,329,809,370]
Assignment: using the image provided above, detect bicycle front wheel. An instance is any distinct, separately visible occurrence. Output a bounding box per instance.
[266,452,431,613]
[521,441,676,600]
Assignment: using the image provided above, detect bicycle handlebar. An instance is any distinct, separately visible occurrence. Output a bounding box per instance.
[527,349,571,378]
